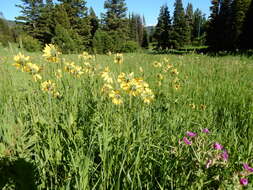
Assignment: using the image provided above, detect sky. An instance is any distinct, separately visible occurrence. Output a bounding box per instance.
[0,0,211,26]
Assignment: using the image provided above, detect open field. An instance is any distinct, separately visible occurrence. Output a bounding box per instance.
[0,46,253,189]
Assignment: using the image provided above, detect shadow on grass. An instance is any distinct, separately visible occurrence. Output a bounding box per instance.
[0,157,38,190]
[149,47,209,55]
[149,47,253,57]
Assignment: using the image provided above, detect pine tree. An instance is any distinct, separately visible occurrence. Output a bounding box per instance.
[185,3,194,44]
[141,16,149,49]
[171,0,188,49]
[89,7,99,38]
[207,0,234,50]
[136,15,144,46]
[230,0,251,49]
[57,0,91,49]
[218,0,233,50]
[206,0,220,50]
[241,0,253,49]
[129,13,138,42]
[102,0,128,51]
[192,9,206,45]
[154,4,172,50]
[15,0,44,38]
[141,28,149,49]
[36,0,55,44]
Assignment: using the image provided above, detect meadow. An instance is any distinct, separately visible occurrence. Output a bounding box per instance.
[0,45,253,189]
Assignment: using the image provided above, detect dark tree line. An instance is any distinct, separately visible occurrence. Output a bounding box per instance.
[207,0,253,51]
[1,0,253,53]
[153,0,207,50]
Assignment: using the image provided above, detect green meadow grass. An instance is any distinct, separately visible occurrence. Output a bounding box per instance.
[0,45,253,189]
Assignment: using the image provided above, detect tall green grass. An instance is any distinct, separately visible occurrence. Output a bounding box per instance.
[0,46,253,189]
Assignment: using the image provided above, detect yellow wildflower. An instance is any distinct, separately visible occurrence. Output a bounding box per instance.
[125,78,143,96]
[114,53,123,64]
[23,62,40,74]
[42,44,61,63]
[79,52,95,61]
[55,69,62,79]
[153,61,162,68]
[173,77,180,83]
[109,90,123,105]
[41,80,56,93]
[107,51,112,56]
[157,74,164,80]
[141,88,154,104]
[73,66,84,77]
[101,83,113,94]
[171,68,179,75]
[53,91,61,98]
[13,53,30,70]
[189,104,196,109]
[101,67,113,83]
[200,104,206,111]
[32,74,42,82]
[173,84,180,90]
[64,62,75,73]
[164,58,169,63]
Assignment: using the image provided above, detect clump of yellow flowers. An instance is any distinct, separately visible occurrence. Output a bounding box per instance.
[13,53,42,82]
[114,53,123,64]
[13,53,30,70]
[118,72,154,103]
[78,51,95,62]
[42,44,61,63]
[64,62,84,78]
[101,67,154,105]
[152,57,181,90]
[41,80,60,98]
[101,67,113,84]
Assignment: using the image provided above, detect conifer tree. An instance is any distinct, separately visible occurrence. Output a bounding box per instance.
[57,0,91,49]
[129,13,138,42]
[89,7,99,38]
[15,0,44,38]
[218,0,233,50]
[154,4,172,50]
[192,9,206,44]
[141,16,149,49]
[36,0,55,44]
[142,28,149,49]
[102,0,128,51]
[206,0,220,50]
[241,0,253,49]
[185,3,194,44]
[230,0,251,49]
[171,0,188,49]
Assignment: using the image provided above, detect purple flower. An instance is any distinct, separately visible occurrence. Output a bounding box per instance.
[221,150,229,161]
[213,142,223,150]
[240,178,248,186]
[202,128,210,133]
[206,160,212,169]
[186,131,197,137]
[183,137,192,145]
[243,163,253,173]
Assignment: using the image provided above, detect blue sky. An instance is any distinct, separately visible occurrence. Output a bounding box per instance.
[0,0,210,26]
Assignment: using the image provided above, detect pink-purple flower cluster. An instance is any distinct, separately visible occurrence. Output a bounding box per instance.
[180,128,253,187]
[239,163,253,186]
[181,129,207,146]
